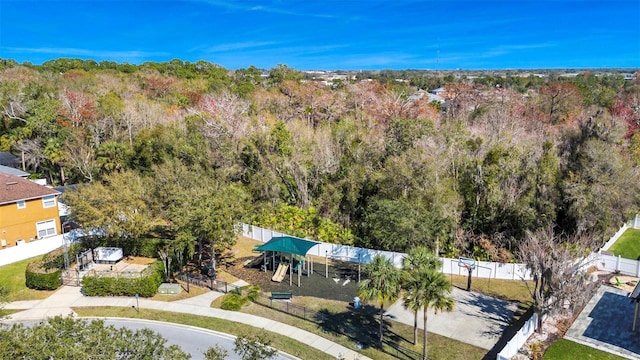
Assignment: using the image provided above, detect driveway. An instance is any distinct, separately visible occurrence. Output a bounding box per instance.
[384,287,519,350]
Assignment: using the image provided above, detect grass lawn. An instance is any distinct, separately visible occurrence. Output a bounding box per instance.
[609,228,640,260]
[448,274,533,305]
[0,256,56,301]
[73,306,334,360]
[543,339,626,359]
[221,293,487,360]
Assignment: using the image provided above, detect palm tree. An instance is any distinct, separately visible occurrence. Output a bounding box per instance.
[358,254,401,348]
[402,246,441,344]
[404,266,454,360]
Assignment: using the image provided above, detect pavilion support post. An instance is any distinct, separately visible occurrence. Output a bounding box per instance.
[272,252,275,272]
[263,253,266,272]
[634,302,639,331]
[289,253,293,286]
[358,255,361,282]
[325,251,328,278]
[307,256,310,277]
[298,260,301,287]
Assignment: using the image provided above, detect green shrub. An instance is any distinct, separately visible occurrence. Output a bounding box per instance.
[78,236,162,258]
[25,262,62,290]
[41,244,82,270]
[247,286,260,302]
[221,292,247,311]
[81,261,163,297]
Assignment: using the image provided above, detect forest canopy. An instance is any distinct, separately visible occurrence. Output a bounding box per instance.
[1,58,639,262]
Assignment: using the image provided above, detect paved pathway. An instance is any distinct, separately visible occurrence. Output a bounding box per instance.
[3,283,369,360]
[384,287,519,350]
[565,286,640,360]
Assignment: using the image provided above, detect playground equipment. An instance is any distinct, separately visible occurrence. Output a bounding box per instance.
[271,263,289,282]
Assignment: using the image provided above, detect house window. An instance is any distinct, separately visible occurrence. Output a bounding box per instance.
[17,200,26,209]
[42,195,56,208]
[36,219,57,239]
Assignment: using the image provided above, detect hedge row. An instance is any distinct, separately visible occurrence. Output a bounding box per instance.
[25,262,62,290]
[79,236,162,258]
[81,261,163,297]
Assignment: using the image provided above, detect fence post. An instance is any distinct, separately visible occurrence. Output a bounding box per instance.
[617,255,621,272]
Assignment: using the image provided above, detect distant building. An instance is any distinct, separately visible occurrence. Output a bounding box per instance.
[0,173,61,248]
[0,165,28,178]
[0,152,19,168]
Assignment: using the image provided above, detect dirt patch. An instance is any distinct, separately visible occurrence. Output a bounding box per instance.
[123,256,156,265]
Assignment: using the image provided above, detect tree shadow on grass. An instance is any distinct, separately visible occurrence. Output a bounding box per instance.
[313,304,413,357]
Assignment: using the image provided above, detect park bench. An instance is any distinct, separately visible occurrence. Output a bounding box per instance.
[270,292,293,300]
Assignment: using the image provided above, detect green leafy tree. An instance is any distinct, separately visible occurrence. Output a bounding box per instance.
[267,64,302,86]
[0,316,191,359]
[234,333,278,360]
[204,345,229,360]
[560,117,639,235]
[358,254,402,347]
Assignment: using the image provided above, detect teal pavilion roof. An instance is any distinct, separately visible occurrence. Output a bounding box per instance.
[256,236,319,257]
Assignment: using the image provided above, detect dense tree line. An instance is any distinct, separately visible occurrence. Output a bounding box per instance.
[1,59,639,265]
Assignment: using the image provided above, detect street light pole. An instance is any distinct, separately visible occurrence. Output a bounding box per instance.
[62,221,70,270]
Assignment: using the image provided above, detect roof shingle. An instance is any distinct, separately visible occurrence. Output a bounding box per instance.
[0,173,59,205]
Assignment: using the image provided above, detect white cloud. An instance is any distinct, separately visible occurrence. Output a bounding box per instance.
[3,47,169,60]
[194,41,279,53]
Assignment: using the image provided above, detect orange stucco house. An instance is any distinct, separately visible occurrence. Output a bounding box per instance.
[0,173,61,248]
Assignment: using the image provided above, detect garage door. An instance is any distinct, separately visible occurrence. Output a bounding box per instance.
[36,219,57,239]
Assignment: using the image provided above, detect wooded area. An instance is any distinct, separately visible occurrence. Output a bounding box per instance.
[1,58,639,264]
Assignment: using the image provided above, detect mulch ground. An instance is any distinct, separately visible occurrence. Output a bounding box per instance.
[225,255,361,302]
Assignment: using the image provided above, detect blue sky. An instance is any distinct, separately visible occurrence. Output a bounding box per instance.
[1,0,639,70]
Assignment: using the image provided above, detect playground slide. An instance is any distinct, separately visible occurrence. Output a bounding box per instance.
[271,263,289,282]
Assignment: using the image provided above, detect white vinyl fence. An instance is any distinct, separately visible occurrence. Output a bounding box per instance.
[0,229,85,267]
[496,312,540,360]
[0,235,64,267]
[597,215,640,276]
[241,224,533,280]
[601,223,630,252]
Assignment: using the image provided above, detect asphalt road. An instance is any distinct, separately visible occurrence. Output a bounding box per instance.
[12,318,296,360]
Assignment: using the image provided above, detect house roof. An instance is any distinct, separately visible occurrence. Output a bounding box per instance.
[0,173,59,206]
[0,152,19,166]
[256,236,320,257]
[0,164,29,177]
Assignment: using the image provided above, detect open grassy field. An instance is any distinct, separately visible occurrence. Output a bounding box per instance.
[0,256,55,301]
[609,228,640,260]
[73,306,334,360]
[543,339,626,359]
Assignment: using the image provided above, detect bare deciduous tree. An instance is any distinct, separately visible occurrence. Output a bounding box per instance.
[517,227,599,331]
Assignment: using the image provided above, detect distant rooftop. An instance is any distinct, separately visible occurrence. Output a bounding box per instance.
[0,165,28,177]
[0,152,19,167]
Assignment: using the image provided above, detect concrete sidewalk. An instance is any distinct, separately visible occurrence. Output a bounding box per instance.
[2,283,369,360]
